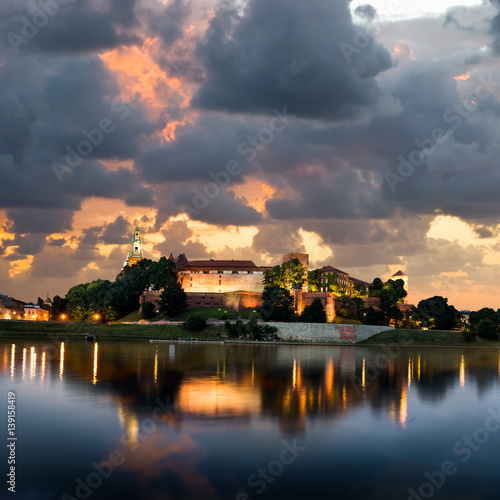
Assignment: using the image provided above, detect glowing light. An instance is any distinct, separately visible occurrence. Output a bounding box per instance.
[292,359,297,390]
[93,342,99,385]
[10,344,15,380]
[460,355,465,388]
[60,342,65,381]
[94,314,100,322]
[342,383,348,410]
[418,354,421,381]
[60,314,66,321]
[22,348,26,379]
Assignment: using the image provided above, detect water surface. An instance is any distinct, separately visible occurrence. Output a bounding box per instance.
[1,340,500,500]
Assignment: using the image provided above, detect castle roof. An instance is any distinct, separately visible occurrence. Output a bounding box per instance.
[350,277,372,286]
[183,259,257,268]
[392,270,407,277]
[321,265,349,275]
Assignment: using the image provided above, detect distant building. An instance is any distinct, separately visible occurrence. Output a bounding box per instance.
[0,295,25,320]
[319,266,371,297]
[24,305,49,321]
[123,226,143,268]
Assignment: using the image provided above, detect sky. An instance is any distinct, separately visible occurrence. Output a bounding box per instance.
[1,0,500,311]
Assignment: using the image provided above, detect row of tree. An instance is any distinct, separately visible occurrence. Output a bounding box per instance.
[51,257,188,322]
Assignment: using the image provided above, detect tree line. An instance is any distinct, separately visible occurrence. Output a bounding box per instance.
[50,257,187,322]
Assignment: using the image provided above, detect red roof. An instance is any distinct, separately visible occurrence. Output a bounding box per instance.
[183,259,257,268]
[321,265,349,275]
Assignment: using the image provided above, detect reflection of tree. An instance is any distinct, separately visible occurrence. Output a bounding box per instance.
[5,341,500,435]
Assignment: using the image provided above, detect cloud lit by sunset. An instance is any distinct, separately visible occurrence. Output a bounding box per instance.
[1,0,500,310]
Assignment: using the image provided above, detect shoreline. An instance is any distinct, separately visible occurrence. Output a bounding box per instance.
[1,332,499,349]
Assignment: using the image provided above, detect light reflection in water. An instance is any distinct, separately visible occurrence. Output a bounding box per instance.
[10,344,15,380]
[460,354,465,388]
[41,352,46,382]
[407,355,411,389]
[92,342,98,385]
[59,342,64,381]
[361,358,366,392]
[22,347,26,379]
[154,347,158,385]
[30,347,36,380]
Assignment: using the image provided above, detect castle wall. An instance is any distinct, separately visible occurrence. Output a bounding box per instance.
[272,323,393,343]
[180,271,264,294]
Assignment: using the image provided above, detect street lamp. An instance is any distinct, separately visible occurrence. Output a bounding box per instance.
[94,314,100,322]
[60,314,66,321]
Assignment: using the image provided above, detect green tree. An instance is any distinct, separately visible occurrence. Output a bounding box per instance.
[417,296,461,330]
[50,295,68,320]
[149,257,176,290]
[470,308,499,328]
[476,318,499,340]
[263,259,306,289]
[159,278,188,318]
[363,306,385,326]
[338,296,364,321]
[260,286,295,322]
[301,298,327,323]
[185,315,206,332]
[141,301,156,320]
[307,269,323,292]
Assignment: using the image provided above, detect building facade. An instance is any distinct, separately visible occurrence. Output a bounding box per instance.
[0,295,25,320]
[24,305,49,321]
[177,259,269,294]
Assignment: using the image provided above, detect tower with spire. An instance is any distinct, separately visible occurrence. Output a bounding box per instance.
[123,226,143,268]
[391,270,408,304]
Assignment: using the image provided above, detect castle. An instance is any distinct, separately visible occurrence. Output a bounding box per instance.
[126,226,409,321]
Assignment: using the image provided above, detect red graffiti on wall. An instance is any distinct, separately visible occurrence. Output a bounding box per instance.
[338,326,357,340]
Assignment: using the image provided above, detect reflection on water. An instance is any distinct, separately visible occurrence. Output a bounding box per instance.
[1,340,500,500]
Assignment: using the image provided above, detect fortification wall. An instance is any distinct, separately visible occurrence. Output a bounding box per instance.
[180,272,264,294]
[271,323,393,343]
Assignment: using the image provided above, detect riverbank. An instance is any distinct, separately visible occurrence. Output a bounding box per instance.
[2,320,499,347]
[360,329,500,347]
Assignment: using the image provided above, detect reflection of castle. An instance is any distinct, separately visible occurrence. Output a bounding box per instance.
[6,342,495,437]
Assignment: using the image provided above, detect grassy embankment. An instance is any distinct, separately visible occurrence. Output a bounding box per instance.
[360,329,500,347]
[0,318,225,341]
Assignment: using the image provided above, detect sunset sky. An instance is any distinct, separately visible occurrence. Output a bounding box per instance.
[2,0,500,310]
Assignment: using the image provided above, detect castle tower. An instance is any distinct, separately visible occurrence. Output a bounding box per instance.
[391,270,408,304]
[123,226,143,268]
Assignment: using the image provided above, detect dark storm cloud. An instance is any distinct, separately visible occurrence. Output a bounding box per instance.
[100,216,130,245]
[6,208,74,235]
[1,0,139,55]
[172,184,262,226]
[192,0,393,120]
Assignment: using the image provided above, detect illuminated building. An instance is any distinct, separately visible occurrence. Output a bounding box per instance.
[24,305,49,321]
[123,226,143,268]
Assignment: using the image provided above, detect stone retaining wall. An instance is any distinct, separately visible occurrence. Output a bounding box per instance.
[272,323,393,343]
